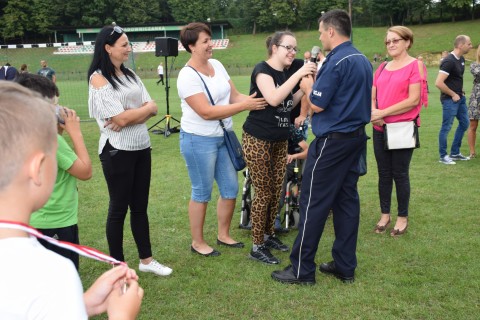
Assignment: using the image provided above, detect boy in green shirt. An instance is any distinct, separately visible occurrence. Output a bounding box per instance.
[16,74,92,270]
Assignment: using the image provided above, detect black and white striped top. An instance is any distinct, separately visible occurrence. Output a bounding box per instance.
[88,70,152,154]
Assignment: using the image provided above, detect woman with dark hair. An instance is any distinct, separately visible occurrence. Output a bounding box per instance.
[242,31,316,264]
[177,22,267,257]
[87,25,172,276]
[371,26,425,236]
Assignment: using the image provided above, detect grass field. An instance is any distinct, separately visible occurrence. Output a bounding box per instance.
[64,70,480,320]
[3,19,479,319]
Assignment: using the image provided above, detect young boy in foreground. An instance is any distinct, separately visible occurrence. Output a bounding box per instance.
[0,82,143,319]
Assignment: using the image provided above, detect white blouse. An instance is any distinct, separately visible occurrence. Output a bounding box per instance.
[88,70,152,154]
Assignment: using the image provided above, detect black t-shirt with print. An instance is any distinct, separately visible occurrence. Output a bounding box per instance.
[439,53,465,101]
[243,61,294,141]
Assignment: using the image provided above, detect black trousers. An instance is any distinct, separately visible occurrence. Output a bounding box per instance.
[100,140,153,262]
[38,224,80,271]
[372,129,413,217]
[290,131,366,279]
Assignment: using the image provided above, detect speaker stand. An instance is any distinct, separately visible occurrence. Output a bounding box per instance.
[149,56,180,137]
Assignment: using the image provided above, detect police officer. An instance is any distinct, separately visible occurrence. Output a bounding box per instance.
[272,9,372,285]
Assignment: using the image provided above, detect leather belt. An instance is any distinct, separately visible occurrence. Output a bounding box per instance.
[319,127,365,140]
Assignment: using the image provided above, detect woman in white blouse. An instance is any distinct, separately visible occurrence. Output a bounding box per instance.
[177,22,267,257]
[88,25,172,276]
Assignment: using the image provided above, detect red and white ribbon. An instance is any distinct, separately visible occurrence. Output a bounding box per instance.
[0,220,125,266]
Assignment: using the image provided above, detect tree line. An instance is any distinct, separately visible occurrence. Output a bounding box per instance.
[0,0,478,43]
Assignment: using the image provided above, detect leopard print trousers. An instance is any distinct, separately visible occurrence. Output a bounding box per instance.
[242,131,288,244]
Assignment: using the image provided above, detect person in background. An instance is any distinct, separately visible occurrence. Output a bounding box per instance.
[440,50,449,63]
[0,62,18,81]
[467,44,480,159]
[88,25,172,276]
[15,73,92,270]
[156,62,164,85]
[37,60,56,83]
[271,9,372,285]
[20,64,29,73]
[242,31,316,265]
[370,26,425,237]
[275,123,309,233]
[303,50,311,64]
[177,22,267,257]
[316,49,326,72]
[0,81,143,319]
[435,35,473,164]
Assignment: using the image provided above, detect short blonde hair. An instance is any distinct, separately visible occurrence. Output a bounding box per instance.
[386,26,414,50]
[0,82,57,191]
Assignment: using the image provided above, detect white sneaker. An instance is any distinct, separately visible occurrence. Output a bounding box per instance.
[139,259,172,276]
[439,155,456,165]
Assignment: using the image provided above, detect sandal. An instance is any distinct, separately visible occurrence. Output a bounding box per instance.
[469,153,476,159]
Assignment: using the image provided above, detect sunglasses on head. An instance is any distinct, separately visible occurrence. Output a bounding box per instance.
[110,26,123,36]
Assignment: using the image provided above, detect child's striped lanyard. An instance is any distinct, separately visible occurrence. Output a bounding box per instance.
[0,220,125,266]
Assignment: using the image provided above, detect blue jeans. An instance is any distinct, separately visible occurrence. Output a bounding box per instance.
[180,131,238,202]
[438,96,469,158]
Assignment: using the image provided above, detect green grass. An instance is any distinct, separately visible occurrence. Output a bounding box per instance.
[4,19,479,318]
[66,71,480,320]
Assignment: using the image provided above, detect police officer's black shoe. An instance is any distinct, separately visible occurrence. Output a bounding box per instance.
[271,265,315,285]
[319,261,355,283]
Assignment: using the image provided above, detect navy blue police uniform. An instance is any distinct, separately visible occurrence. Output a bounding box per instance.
[289,41,372,279]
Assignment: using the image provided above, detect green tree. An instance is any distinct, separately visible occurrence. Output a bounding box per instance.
[167,0,213,22]
[114,0,160,24]
[0,0,33,41]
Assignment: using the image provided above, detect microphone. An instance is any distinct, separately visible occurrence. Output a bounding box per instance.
[310,46,320,63]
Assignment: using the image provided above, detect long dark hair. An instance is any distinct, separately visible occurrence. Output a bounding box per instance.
[87,25,136,90]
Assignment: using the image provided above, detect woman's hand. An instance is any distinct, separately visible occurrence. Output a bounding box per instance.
[104,118,123,132]
[371,108,385,122]
[371,119,385,126]
[242,92,268,111]
[296,62,317,80]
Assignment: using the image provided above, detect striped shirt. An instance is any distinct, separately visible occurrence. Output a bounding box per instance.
[88,70,152,154]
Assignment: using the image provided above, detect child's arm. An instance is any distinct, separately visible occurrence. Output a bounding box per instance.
[60,107,92,181]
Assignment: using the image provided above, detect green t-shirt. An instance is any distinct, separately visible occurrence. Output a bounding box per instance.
[30,135,78,229]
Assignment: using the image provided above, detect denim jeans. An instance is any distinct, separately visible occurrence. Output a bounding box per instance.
[438,96,469,158]
[180,131,238,202]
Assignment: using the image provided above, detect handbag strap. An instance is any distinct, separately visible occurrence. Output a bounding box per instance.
[375,62,387,109]
[187,65,226,128]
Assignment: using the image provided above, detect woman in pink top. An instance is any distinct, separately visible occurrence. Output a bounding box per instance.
[370,26,424,236]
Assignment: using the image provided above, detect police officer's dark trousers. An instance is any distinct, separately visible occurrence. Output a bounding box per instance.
[289,130,366,279]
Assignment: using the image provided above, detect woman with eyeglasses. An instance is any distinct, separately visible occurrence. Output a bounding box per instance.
[87,25,172,276]
[370,26,426,237]
[177,22,267,257]
[242,31,317,264]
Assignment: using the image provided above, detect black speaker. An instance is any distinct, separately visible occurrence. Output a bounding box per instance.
[155,37,178,57]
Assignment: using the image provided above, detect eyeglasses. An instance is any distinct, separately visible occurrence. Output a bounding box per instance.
[277,44,299,53]
[110,26,123,36]
[385,38,404,46]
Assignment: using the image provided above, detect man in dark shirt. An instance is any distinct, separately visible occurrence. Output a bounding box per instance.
[271,9,372,285]
[435,35,473,164]
[0,63,18,81]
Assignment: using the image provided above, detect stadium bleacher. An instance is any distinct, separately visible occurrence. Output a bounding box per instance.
[54,39,229,55]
